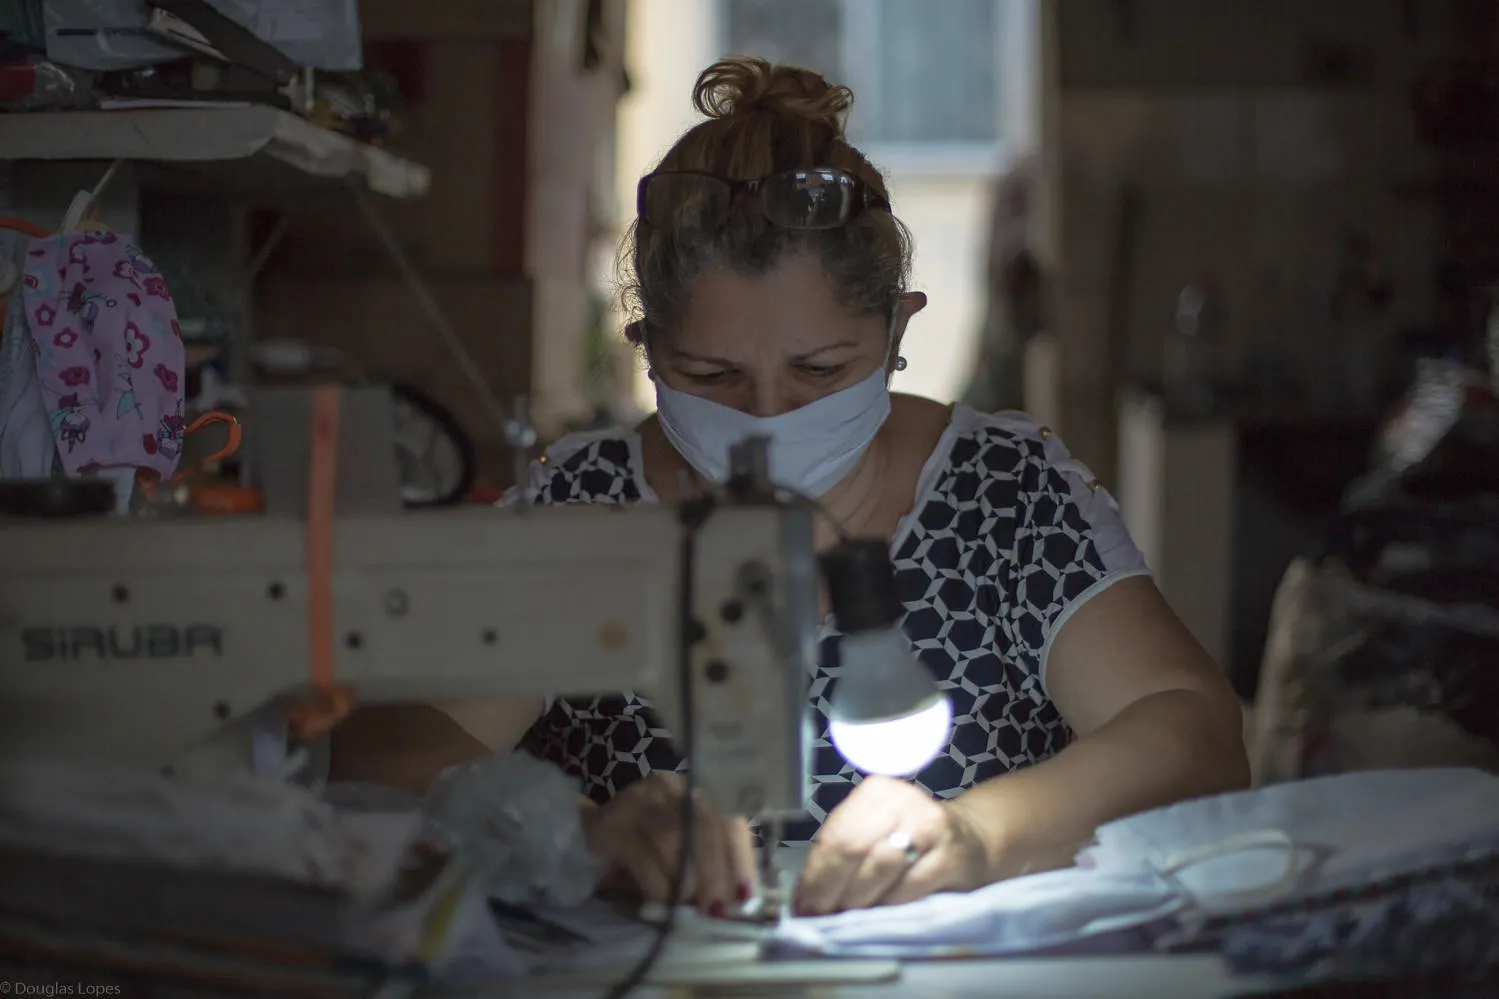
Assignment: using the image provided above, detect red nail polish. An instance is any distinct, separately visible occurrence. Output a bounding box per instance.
[736,882,751,902]
[709,901,726,918]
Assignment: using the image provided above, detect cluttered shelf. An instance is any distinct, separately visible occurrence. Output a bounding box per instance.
[0,106,430,197]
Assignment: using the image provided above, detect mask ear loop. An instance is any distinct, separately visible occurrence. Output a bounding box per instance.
[1155,829,1304,920]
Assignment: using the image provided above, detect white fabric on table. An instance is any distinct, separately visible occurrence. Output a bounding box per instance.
[768,768,1499,959]
[1082,768,1499,915]
[769,866,1181,959]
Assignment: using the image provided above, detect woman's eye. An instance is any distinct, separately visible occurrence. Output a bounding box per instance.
[798,364,844,380]
[684,370,733,385]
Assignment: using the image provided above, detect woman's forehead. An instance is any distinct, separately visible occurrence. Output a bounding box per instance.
[669,261,882,360]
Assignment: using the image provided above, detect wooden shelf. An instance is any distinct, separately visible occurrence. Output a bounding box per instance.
[0,107,430,199]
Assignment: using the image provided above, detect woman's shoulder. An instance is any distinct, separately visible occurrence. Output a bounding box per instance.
[891,397,1094,486]
[503,427,648,507]
[946,404,1060,455]
[906,401,1147,577]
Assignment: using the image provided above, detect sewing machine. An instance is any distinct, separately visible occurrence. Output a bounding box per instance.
[0,464,1278,998]
[0,488,819,827]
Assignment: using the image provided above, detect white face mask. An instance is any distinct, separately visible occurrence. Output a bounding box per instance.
[653,357,893,497]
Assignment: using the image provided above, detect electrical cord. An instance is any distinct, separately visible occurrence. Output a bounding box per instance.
[348,183,517,446]
[598,496,714,999]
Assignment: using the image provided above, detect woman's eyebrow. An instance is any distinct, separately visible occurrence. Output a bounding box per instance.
[671,341,860,366]
[791,341,860,361]
[671,349,739,366]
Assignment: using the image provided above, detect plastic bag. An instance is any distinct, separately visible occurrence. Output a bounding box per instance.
[0,762,418,899]
[43,0,362,72]
[422,753,601,909]
[323,781,423,814]
[0,57,87,110]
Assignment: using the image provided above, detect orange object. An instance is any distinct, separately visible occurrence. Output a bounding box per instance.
[278,385,356,742]
[190,485,263,515]
[280,684,355,743]
[469,483,506,505]
[175,411,243,476]
[135,410,245,503]
[0,217,51,239]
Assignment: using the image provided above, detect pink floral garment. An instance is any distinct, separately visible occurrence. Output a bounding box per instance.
[19,230,186,479]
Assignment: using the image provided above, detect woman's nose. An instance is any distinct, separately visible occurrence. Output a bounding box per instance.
[746,381,796,418]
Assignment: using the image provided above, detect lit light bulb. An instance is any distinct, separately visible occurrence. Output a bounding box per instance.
[830,689,953,777]
[820,542,954,778]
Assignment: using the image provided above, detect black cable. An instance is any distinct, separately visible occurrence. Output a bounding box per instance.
[596,485,845,997]
[598,497,713,999]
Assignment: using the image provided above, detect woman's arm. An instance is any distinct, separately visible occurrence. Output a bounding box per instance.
[947,576,1250,880]
[327,698,544,796]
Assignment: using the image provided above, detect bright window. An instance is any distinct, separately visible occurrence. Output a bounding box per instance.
[721,0,1019,171]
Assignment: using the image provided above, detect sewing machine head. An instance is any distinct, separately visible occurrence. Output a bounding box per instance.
[0,433,950,828]
[0,482,820,820]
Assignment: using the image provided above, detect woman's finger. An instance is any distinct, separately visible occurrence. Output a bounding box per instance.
[878,847,955,908]
[691,804,733,914]
[794,785,910,915]
[835,830,918,912]
[725,816,757,901]
[615,826,675,903]
[634,794,696,903]
[795,824,878,917]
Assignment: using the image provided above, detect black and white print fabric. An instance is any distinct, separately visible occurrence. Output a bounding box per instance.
[514,410,1150,841]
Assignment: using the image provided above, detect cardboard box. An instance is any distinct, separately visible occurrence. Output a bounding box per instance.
[255,277,537,486]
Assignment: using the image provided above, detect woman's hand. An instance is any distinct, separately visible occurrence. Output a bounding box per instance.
[792,776,992,916]
[582,772,756,916]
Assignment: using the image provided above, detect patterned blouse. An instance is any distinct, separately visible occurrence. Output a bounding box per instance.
[513,406,1151,841]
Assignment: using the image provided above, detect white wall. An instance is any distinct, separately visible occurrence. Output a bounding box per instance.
[882,175,991,402]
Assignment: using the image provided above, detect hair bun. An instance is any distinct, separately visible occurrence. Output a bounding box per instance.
[693,56,852,136]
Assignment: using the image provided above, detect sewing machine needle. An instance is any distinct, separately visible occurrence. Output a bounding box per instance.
[758,817,785,922]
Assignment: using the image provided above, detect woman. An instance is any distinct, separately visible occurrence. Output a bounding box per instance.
[332,57,1249,920]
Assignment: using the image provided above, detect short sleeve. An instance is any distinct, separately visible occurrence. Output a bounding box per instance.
[992,417,1152,683]
[490,429,650,787]
[494,431,644,509]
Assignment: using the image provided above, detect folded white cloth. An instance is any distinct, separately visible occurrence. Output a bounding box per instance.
[769,866,1181,959]
[768,768,1499,959]
[1081,768,1499,915]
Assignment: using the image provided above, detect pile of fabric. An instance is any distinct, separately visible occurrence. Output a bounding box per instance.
[767,768,1499,984]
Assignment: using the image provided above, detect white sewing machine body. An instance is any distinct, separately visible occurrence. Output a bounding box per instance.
[0,500,819,821]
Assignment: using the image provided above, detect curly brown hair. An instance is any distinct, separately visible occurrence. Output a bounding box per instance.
[621,56,913,349]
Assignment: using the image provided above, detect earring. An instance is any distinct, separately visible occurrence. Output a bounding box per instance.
[894,356,908,372]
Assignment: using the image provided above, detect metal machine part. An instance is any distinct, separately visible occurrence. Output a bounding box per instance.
[0,499,819,824]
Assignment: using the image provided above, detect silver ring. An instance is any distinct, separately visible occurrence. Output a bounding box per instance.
[886,828,922,866]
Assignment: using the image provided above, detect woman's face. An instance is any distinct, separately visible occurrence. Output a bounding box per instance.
[651,252,921,417]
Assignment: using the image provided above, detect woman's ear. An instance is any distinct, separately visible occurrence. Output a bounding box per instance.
[894,292,927,334]
[888,291,927,362]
